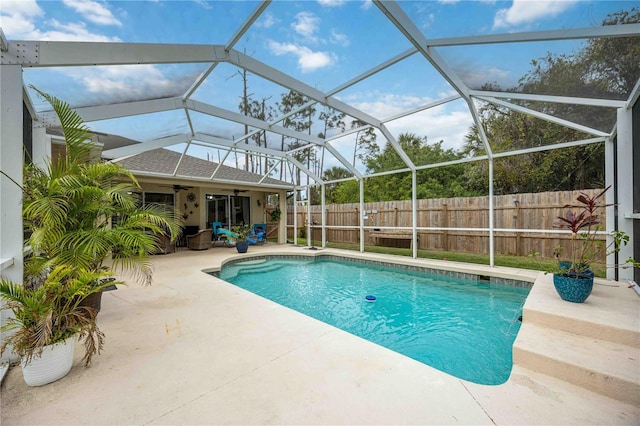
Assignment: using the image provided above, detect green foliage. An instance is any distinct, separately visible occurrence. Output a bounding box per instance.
[551,187,636,275]
[333,179,360,204]
[230,223,252,241]
[24,87,182,285]
[332,133,476,203]
[320,166,354,204]
[582,8,640,97]
[462,8,637,195]
[0,266,117,366]
[269,206,281,222]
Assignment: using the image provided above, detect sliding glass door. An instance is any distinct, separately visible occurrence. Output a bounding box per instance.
[206,194,250,228]
[206,195,228,228]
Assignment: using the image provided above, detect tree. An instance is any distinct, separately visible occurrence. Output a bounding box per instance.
[581,8,640,98]
[320,166,353,204]
[276,90,312,183]
[246,97,276,174]
[318,107,347,177]
[339,133,474,202]
[351,119,378,168]
[461,106,605,194]
[462,7,637,194]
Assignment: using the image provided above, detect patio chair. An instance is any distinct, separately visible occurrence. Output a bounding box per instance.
[211,221,227,247]
[216,228,237,247]
[177,225,200,247]
[154,232,175,254]
[186,228,213,250]
[250,224,267,245]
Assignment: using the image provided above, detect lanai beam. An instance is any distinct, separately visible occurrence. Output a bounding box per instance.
[477,96,610,137]
[427,23,640,47]
[469,90,626,108]
[4,41,228,67]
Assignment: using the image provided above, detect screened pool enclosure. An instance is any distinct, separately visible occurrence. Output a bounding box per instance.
[1,1,638,284]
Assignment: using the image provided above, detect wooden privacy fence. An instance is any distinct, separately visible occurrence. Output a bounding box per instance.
[286,189,607,260]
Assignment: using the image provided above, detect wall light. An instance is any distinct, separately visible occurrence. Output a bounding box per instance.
[257,199,261,207]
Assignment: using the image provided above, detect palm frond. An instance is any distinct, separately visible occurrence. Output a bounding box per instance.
[30,86,95,166]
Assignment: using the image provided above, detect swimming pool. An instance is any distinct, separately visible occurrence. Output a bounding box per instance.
[217,256,530,385]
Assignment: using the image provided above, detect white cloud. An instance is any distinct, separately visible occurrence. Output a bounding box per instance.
[0,0,120,41]
[342,92,473,150]
[60,64,195,104]
[256,12,278,28]
[317,0,345,6]
[455,64,512,90]
[292,11,320,40]
[493,0,578,29]
[40,19,121,41]
[330,29,349,47]
[0,0,43,18]
[0,0,43,36]
[62,0,122,26]
[193,0,213,10]
[267,40,336,73]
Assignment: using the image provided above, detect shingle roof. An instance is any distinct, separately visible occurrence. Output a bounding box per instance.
[116,148,289,187]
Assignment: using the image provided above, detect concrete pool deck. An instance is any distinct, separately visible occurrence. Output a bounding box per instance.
[1,244,638,425]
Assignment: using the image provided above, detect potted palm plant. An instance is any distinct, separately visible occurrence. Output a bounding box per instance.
[0,266,117,386]
[0,88,182,380]
[552,186,636,303]
[21,88,181,299]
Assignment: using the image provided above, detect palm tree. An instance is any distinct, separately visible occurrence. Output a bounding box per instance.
[321,166,353,204]
[23,87,181,286]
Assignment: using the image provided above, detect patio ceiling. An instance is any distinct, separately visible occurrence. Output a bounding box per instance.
[2,1,639,188]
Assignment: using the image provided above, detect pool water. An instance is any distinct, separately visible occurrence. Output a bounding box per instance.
[218,257,528,385]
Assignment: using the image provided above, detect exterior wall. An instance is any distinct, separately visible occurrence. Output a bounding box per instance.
[134,179,285,243]
[0,65,24,363]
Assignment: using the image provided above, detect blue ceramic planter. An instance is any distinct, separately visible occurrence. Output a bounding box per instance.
[235,241,249,253]
[553,273,594,303]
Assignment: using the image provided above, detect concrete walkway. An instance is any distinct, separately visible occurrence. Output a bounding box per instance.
[2,245,638,425]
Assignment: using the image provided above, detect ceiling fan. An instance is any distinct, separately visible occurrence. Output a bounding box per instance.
[221,188,249,195]
[160,184,194,193]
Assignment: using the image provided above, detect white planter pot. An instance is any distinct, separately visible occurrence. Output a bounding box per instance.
[21,336,76,386]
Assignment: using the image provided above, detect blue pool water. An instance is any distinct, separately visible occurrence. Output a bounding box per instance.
[218,257,529,385]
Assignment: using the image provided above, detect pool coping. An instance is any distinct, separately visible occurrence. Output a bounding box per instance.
[207,249,537,290]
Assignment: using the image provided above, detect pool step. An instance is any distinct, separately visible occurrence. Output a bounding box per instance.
[522,276,639,347]
[513,322,639,405]
[513,274,640,405]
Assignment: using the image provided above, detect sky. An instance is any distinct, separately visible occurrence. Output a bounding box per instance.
[1,0,635,176]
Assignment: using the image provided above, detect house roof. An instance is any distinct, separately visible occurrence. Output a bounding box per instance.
[116,148,291,189]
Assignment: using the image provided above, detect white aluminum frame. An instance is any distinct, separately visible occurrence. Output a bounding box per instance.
[1,0,638,283]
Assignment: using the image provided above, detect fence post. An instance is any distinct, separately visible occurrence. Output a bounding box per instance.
[442,203,449,251]
[515,199,522,256]
[354,207,359,244]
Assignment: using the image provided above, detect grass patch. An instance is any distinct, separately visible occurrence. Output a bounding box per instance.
[292,239,607,278]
